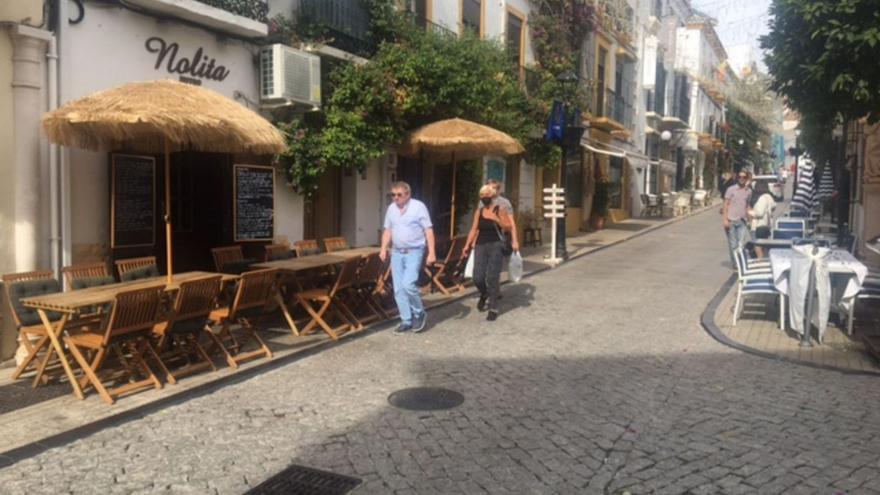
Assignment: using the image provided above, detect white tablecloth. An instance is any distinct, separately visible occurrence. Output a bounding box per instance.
[769,249,868,299]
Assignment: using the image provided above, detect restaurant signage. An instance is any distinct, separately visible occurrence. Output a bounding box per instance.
[234,164,275,241]
[145,36,231,82]
[111,154,156,248]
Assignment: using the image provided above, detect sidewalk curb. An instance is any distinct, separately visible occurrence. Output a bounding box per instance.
[699,274,880,377]
[0,203,718,467]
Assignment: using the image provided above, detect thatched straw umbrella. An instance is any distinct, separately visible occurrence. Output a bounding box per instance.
[398,118,525,236]
[42,79,286,282]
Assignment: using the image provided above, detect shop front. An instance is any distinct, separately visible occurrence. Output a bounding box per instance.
[62,5,303,269]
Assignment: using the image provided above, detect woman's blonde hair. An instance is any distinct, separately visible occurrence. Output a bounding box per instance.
[479,184,496,196]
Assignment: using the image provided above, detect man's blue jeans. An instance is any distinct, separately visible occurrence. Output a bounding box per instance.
[391,248,425,325]
[726,220,748,267]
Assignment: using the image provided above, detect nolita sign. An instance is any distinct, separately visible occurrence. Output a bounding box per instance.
[145,36,230,84]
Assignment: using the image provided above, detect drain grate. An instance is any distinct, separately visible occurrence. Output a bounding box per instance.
[387,386,465,411]
[245,464,361,495]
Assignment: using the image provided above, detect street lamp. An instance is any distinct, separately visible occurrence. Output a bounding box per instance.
[552,70,585,260]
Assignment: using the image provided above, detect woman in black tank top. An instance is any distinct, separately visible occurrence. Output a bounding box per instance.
[463,185,515,321]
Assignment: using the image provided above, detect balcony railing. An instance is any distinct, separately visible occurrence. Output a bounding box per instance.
[195,0,268,23]
[597,88,633,130]
[408,12,457,37]
[300,0,374,57]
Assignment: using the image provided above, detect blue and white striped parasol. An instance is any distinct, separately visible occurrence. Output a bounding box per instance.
[790,158,815,211]
[816,164,834,200]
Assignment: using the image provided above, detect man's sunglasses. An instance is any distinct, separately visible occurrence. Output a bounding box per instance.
[391,192,407,198]
[737,175,748,179]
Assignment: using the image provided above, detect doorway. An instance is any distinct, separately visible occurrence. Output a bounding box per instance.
[304,166,342,242]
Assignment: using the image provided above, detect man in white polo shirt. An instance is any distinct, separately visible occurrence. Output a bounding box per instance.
[379,181,436,334]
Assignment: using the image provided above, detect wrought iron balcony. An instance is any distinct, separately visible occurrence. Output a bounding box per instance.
[300,0,374,57]
[606,89,634,130]
[407,11,457,37]
[195,0,268,23]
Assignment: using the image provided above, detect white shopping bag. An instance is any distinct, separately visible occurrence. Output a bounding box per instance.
[508,251,523,283]
[464,252,475,279]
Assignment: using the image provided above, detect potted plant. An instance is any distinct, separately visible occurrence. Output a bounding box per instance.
[590,178,610,230]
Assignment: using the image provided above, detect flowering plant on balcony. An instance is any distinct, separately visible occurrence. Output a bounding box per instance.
[591,0,634,47]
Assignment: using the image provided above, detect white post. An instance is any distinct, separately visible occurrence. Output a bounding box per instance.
[550,193,558,264]
[543,183,565,266]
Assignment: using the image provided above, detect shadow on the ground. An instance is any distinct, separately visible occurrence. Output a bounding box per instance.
[0,379,70,415]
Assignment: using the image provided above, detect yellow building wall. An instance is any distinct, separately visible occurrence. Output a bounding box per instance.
[0,0,44,24]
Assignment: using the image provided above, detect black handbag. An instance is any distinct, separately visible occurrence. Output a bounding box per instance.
[491,206,514,256]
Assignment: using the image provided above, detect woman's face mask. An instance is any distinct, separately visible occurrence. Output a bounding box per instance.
[480,197,493,207]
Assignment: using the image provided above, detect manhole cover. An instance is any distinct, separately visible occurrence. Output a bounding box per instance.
[387,387,465,411]
[245,464,361,495]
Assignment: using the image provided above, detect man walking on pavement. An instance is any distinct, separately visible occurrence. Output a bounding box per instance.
[380,181,436,334]
[722,170,752,268]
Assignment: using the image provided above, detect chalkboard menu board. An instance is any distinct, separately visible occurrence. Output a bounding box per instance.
[234,164,275,241]
[111,154,156,248]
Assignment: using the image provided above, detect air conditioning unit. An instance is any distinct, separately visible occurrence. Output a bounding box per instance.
[260,44,321,108]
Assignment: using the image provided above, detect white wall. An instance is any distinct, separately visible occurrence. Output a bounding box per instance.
[274,175,304,242]
[0,30,16,275]
[431,1,459,33]
[342,160,383,246]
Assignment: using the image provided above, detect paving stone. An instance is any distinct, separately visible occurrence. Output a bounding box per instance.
[1,212,879,495]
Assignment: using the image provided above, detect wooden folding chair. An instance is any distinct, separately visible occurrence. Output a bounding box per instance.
[264,243,293,262]
[349,254,389,324]
[64,285,167,404]
[3,271,63,382]
[295,257,362,340]
[115,256,159,281]
[153,275,223,382]
[323,237,350,253]
[206,269,277,369]
[294,239,321,257]
[211,245,255,275]
[425,236,467,296]
[63,262,113,290]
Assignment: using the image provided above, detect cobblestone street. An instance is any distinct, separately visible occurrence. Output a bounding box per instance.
[2,210,880,495]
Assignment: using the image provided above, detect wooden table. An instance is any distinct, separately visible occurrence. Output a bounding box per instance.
[253,247,380,335]
[21,271,237,399]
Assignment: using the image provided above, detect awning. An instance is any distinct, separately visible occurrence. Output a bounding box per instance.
[584,143,626,158]
[626,153,650,171]
[651,159,677,174]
